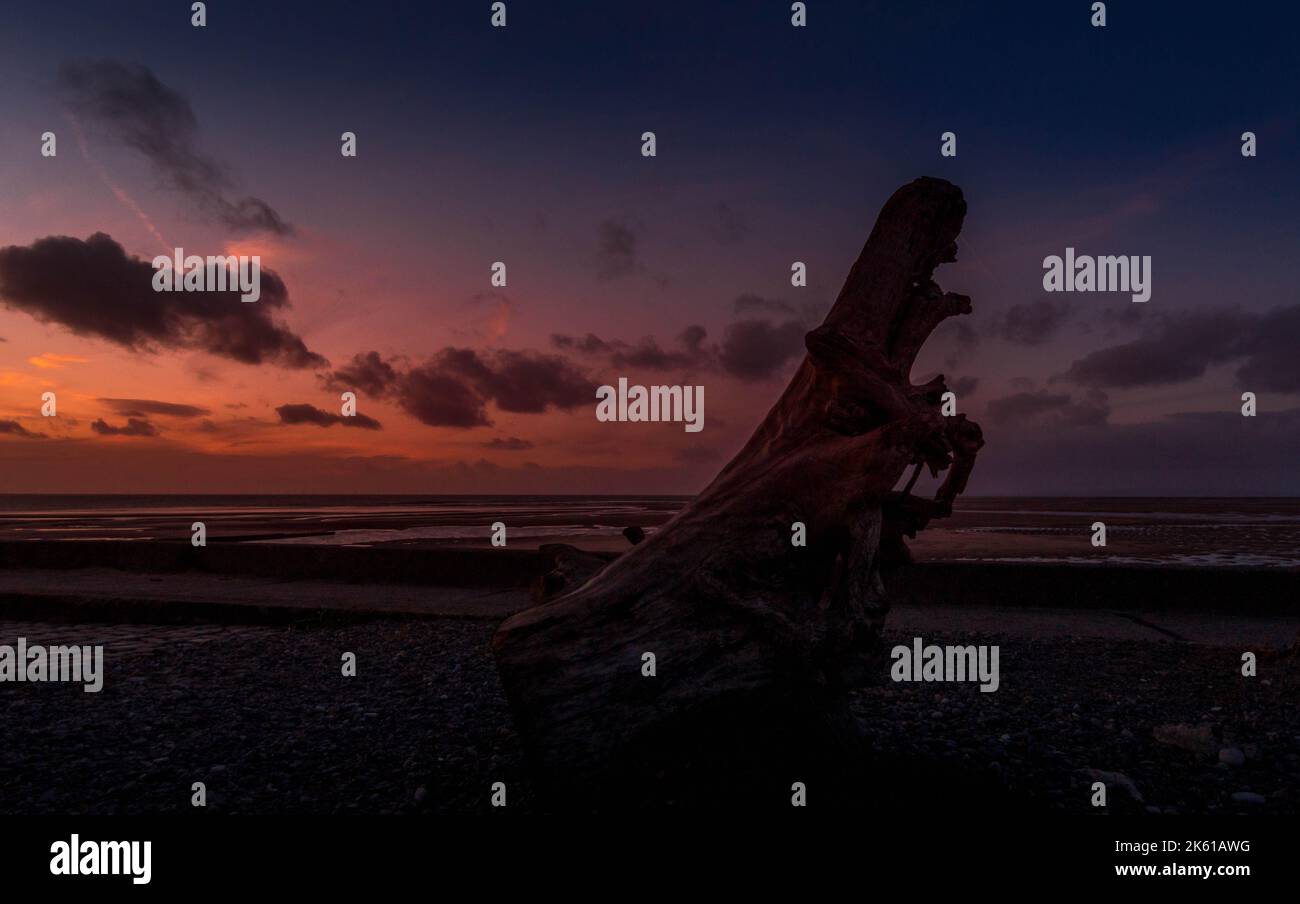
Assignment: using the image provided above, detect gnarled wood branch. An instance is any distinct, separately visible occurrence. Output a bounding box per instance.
[492,177,984,796]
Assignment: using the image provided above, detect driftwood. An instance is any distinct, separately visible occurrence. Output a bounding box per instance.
[492,177,983,800]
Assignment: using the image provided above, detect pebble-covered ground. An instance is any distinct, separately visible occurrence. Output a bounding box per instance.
[0,618,1294,814]
[852,633,1298,815]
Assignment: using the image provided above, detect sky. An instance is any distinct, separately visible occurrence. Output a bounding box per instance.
[1,0,1298,495]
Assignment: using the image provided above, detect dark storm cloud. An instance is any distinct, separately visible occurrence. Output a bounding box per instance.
[91,417,158,437]
[679,324,708,354]
[997,299,1072,345]
[594,219,639,280]
[558,311,809,382]
[57,60,293,235]
[395,363,491,427]
[0,420,45,439]
[483,437,534,450]
[551,333,612,355]
[0,233,325,368]
[275,404,382,430]
[99,398,211,418]
[326,348,595,428]
[718,318,807,382]
[552,327,714,372]
[327,350,401,396]
[434,348,591,413]
[611,331,713,371]
[985,389,1110,428]
[1058,305,1300,391]
[610,337,686,370]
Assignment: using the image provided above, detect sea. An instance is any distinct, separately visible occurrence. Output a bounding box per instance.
[0,496,1297,568]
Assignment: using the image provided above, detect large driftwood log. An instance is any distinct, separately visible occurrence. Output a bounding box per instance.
[492,177,983,798]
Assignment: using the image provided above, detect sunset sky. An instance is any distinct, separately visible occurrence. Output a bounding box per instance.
[2,0,1298,494]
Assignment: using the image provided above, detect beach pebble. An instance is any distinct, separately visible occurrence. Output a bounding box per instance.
[1230,791,1266,805]
[413,785,427,803]
[1218,747,1246,767]
[1153,722,1220,755]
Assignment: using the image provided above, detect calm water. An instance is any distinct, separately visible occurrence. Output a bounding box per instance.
[0,495,1297,567]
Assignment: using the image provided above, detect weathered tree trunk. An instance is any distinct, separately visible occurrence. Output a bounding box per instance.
[492,177,983,801]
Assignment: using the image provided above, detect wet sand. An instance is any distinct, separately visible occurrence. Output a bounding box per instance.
[5,496,1298,568]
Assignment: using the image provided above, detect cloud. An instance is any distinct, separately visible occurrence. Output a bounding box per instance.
[551,333,612,355]
[679,324,708,354]
[554,325,718,373]
[435,348,594,414]
[0,232,325,368]
[718,318,807,382]
[0,420,45,439]
[594,219,639,280]
[1058,305,1300,391]
[943,320,980,370]
[985,389,1110,428]
[275,403,382,430]
[1235,305,1300,392]
[326,348,595,428]
[614,328,714,371]
[28,353,87,369]
[328,351,401,397]
[57,60,292,235]
[950,376,979,397]
[996,299,1072,345]
[91,417,158,437]
[395,363,491,427]
[483,436,533,451]
[99,398,211,418]
[558,307,810,382]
